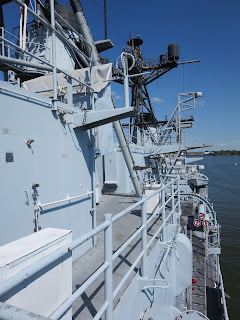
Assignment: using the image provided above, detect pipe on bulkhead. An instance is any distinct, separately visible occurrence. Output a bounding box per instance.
[69,0,100,66]
[112,120,142,198]
[0,55,53,71]
[54,20,89,67]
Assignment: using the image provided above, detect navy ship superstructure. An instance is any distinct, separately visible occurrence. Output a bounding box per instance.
[0,1,228,320]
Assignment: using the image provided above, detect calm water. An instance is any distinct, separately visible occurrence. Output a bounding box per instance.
[200,156,240,319]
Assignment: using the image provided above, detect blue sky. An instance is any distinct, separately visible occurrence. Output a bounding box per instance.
[2,0,240,150]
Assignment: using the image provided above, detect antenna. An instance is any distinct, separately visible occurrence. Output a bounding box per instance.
[113,35,200,129]
[104,0,107,39]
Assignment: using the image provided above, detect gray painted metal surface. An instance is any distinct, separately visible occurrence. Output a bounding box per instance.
[0,1,228,320]
[0,302,51,320]
[0,81,93,259]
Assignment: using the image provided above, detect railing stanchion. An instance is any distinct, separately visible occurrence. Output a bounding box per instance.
[1,28,4,57]
[171,181,175,224]
[141,196,147,277]
[177,176,181,222]
[162,188,166,241]
[50,0,58,110]
[66,76,73,105]
[104,214,113,320]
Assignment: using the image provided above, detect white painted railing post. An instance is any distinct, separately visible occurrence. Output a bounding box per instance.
[141,196,147,277]
[122,52,130,109]
[89,50,95,111]
[50,0,58,110]
[161,188,166,242]
[104,214,113,320]
[171,180,176,224]
[1,28,4,57]
[177,176,181,220]
[66,76,73,106]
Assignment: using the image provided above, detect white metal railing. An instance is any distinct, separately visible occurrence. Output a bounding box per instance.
[121,123,153,146]
[217,256,229,320]
[179,310,210,319]
[37,191,93,209]
[0,27,50,63]
[0,177,181,320]
[120,122,180,147]
[0,29,94,104]
[0,1,94,109]
[187,171,209,182]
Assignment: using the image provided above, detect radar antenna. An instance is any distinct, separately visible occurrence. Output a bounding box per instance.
[114,34,199,130]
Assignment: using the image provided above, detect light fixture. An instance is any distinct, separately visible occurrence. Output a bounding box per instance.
[194,92,202,98]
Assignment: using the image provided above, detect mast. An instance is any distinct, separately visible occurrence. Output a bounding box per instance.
[104,0,107,40]
[115,35,199,131]
[69,0,100,66]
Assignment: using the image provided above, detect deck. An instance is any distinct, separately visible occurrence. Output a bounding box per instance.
[70,195,223,320]
[180,201,223,320]
[71,193,167,319]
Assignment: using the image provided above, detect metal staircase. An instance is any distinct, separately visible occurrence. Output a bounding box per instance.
[146,125,159,145]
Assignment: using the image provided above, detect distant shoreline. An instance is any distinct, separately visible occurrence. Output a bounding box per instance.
[206,151,240,156]
[187,151,240,156]
[206,154,240,156]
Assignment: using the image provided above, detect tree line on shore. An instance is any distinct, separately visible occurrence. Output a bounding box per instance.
[206,150,240,156]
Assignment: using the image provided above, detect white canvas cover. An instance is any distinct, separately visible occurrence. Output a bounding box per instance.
[22,63,115,155]
[21,63,112,97]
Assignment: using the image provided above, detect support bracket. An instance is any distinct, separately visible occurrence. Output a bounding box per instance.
[64,107,138,130]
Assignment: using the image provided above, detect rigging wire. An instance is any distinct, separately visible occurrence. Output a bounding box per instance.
[82,0,126,46]
[182,64,184,91]
[181,64,195,92]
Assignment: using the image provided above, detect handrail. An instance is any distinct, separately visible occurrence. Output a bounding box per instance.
[122,122,164,147]
[181,193,216,224]
[113,251,145,299]
[50,262,110,320]
[54,11,92,58]
[38,191,93,209]
[1,0,94,109]
[218,256,229,320]
[112,198,145,222]
[219,271,229,320]
[112,177,178,224]
[145,177,178,201]
[93,301,109,320]
[0,220,110,297]
[147,203,164,224]
[0,35,93,92]
[147,210,173,249]
[180,310,210,319]
[118,124,179,147]
[188,172,208,181]
[111,177,180,297]
[0,28,50,56]
[112,225,144,261]
[0,177,181,320]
